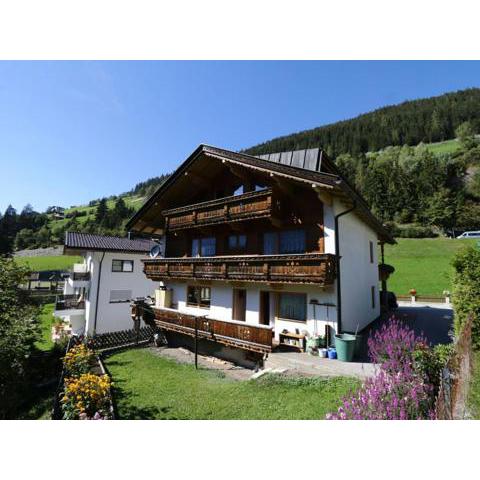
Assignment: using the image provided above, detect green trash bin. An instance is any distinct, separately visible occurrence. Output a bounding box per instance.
[334,334,356,362]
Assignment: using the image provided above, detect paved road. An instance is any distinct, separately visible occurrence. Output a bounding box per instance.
[355,305,454,362]
[393,305,454,345]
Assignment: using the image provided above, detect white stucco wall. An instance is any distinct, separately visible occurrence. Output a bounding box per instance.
[164,281,337,340]
[84,251,157,335]
[334,198,380,332]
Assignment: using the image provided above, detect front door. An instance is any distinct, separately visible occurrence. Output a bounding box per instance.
[232,289,246,322]
[259,291,270,325]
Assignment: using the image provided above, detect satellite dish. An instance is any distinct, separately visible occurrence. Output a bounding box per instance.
[149,244,162,258]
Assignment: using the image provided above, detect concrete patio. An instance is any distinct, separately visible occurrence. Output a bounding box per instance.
[265,351,376,380]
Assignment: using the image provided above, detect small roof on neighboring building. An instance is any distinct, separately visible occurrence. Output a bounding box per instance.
[64,232,157,254]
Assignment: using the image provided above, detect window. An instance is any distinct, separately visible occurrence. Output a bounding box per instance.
[263,232,278,255]
[187,286,211,308]
[192,237,216,257]
[371,286,376,309]
[263,230,306,255]
[228,234,247,250]
[112,259,134,272]
[369,241,374,263]
[109,290,132,303]
[280,230,306,254]
[278,293,307,322]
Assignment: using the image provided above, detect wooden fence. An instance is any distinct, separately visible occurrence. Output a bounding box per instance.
[435,316,473,419]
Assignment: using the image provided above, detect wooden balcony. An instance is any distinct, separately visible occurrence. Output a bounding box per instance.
[163,188,275,231]
[150,307,273,354]
[143,253,337,286]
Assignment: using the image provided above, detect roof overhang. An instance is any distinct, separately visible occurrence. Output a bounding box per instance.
[126,144,395,244]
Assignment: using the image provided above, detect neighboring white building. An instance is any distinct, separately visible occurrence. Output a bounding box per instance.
[126,145,395,352]
[54,232,159,336]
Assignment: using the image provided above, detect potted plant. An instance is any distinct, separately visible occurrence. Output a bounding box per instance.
[409,288,417,303]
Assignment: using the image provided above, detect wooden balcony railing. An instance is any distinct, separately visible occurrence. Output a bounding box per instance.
[149,307,273,354]
[55,294,86,311]
[143,253,337,286]
[163,188,275,231]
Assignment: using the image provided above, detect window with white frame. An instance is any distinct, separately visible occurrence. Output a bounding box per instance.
[109,290,133,303]
[112,259,134,272]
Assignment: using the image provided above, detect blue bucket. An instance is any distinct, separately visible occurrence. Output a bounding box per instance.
[327,348,337,360]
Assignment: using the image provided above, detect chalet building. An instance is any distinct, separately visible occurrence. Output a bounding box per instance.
[54,232,158,336]
[127,145,394,358]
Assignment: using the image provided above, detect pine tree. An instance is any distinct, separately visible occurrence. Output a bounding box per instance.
[95,198,108,224]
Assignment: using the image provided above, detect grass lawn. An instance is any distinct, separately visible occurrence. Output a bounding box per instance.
[35,303,56,351]
[15,255,82,271]
[104,348,359,420]
[383,237,477,296]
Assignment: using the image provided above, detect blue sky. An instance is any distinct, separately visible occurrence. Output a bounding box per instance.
[1,60,480,213]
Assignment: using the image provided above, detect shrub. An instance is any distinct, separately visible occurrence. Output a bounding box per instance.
[413,342,454,393]
[326,370,435,420]
[63,344,95,377]
[368,316,426,375]
[452,246,480,349]
[0,258,40,418]
[61,373,112,420]
[328,317,439,420]
[396,225,438,238]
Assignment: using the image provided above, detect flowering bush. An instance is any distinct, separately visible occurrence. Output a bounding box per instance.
[63,344,95,377]
[327,317,438,420]
[368,316,426,375]
[326,370,435,420]
[61,373,112,420]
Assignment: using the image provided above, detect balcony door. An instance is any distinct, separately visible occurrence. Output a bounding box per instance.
[232,289,246,322]
[259,291,270,325]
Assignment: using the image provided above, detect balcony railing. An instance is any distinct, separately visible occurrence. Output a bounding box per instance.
[143,253,337,286]
[55,294,86,311]
[71,271,90,281]
[149,307,273,354]
[163,188,276,231]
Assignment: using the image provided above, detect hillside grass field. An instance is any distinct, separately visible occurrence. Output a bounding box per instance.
[424,138,460,155]
[384,237,477,296]
[14,255,82,271]
[47,194,146,229]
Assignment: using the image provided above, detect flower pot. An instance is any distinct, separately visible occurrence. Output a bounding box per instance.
[319,348,328,358]
[334,334,356,362]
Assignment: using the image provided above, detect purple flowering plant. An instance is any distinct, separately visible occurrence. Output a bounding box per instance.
[327,316,436,420]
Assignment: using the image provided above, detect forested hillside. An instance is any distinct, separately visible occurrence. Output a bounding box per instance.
[2,88,480,255]
[245,88,480,157]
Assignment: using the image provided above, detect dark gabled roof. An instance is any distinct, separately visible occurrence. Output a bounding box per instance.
[64,232,157,254]
[126,144,395,244]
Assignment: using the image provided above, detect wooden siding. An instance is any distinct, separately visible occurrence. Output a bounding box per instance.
[143,253,336,286]
[151,307,273,353]
[164,189,275,231]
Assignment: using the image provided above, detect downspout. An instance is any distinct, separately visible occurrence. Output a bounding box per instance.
[92,251,106,336]
[334,200,357,334]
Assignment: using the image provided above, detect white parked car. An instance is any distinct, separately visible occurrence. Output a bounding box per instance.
[456,231,480,239]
